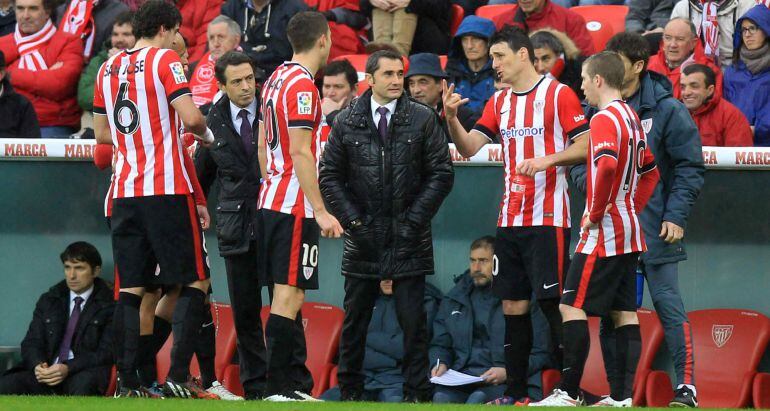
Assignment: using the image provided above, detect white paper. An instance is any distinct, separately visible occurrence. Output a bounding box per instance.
[430,369,485,386]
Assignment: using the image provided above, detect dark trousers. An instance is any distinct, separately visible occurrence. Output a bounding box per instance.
[337,275,431,399]
[0,368,106,396]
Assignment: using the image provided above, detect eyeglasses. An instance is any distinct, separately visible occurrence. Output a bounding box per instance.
[741,26,760,35]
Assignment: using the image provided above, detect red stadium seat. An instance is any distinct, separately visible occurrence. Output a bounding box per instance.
[570,5,628,51]
[645,309,770,408]
[475,4,517,21]
[450,4,464,36]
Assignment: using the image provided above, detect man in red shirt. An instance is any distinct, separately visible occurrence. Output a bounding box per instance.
[681,64,753,146]
[190,15,242,113]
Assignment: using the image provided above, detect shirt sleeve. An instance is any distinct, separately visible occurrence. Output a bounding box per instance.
[286,78,319,130]
[557,86,589,140]
[471,93,500,141]
[93,61,107,115]
[158,50,192,104]
[589,113,619,165]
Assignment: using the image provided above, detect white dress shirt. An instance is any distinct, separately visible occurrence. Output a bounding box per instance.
[230,99,258,132]
[371,97,398,128]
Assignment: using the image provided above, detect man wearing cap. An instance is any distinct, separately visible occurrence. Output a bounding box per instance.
[407,52,478,139]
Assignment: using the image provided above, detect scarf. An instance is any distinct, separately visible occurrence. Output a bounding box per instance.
[740,42,770,74]
[698,0,721,64]
[14,19,56,71]
[190,52,219,108]
[59,0,98,57]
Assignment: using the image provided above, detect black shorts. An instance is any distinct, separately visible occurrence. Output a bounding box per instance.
[259,209,320,290]
[111,194,210,289]
[491,226,570,301]
[560,252,640,316]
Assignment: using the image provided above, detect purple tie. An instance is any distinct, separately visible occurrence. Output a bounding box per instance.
[238,109,253,155]
[57,296,83,364]
[377,106,389,142]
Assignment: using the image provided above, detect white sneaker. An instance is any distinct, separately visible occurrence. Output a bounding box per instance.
[206,381,244,401]
[591,396,632,407]
[531,389,584,407]
[264,391,304,402]
[294,390,323,402]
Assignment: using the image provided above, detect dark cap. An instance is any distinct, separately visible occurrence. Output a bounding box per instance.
[405,53,447,79]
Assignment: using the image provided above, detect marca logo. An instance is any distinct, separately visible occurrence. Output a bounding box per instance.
[4,143,48,157]
[500,127,544,140]
[712,324,733,348]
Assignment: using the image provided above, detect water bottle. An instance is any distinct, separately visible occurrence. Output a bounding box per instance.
[511,174,531,214]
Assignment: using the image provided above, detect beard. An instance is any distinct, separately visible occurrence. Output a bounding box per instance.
[471,271,491,287]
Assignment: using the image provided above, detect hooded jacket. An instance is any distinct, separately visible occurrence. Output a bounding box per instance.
[724,4,770,146]
[647,39,723,99]
[573,71,705,265]
[0,76,40,138]
[689,91,753,146]
[445,16,496,115]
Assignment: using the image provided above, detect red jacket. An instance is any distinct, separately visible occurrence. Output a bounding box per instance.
[305,0,364,59]
[492,1,595,56]
[648,41,723,100]
[177,0,223,64]
[0,31,84,128]
[690,94,753,147]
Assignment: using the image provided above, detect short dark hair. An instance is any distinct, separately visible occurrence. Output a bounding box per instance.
[584,51,626,90]
[471,236,495,252]
[489,26,535,64]
[530,30,565,56]
[132,0,182,40]
[682,63,716,88]
[605,32,650,76]
[114,10,134,28]
[365,50,403,75]
[286,11,329,54]
[215,51,255,84]
[60,241,102,269]
[324,59,358,90]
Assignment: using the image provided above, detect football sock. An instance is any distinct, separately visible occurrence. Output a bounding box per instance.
[265,313,296,395]
[196,303,217,389]
[539,298,564,369]
[114,292,142,389]
[561,320,589,399]
[168,286,206,382]
[503,313,532,399]
[613,324,641,400]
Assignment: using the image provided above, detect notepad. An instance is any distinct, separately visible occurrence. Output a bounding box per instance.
[430,369,485,386]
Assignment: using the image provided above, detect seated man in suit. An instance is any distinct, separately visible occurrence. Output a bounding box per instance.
[0,242,114,395]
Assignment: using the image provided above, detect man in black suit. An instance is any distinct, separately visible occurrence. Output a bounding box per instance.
[0,242,114,395]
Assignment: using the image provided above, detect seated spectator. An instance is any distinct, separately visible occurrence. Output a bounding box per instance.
[530,29,584,99]
[176,0,222,64]
[190,15,242,113]
[320,58,358,143]
[681,64,753,146]
[0,0,14,37]
[406,52,478,133]
[0,0,84,138]
[222,0,308,77]
[625,0,676,34]
[490,0,596,57]
[366,0,416,56]
[321,280,442,402]
[670,0,754,68]
[77,11,134,113]
[724,4,770,146]
[445,16,495,115]
[0,242,114,396]
[0,50,40,138]
[361,0,451,55]
[55,0,129,59]
[308,0,367,59]
[647,18,722,99]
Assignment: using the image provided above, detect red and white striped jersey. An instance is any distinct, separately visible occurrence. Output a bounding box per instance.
[576,100,657,257]
[473,76,589,228]
[258,62,322,217]
[93,47,193,199]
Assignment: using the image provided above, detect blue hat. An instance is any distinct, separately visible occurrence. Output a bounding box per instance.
[405,53,447,79]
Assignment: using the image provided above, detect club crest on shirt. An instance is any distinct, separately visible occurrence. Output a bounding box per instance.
[534,100,545,114]
[641,118,653,134]
[170,62,187,84]
[303,266,314,280]
[297,92,312,115]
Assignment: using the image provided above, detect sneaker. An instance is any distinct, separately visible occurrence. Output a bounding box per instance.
[264,391,306,402]
[114,386,150,398]
[163,376,219,399]
[144,382,165,398]
[591,396,632,407]
[206,381,244,401]
[530,389,584,407]
[669,386,698,408]
[486,396,531,405]
[293,390,322,402]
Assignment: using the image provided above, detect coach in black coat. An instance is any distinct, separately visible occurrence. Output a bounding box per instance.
[319,50,454,402]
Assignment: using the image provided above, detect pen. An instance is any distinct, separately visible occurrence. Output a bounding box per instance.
[435,358,440,372]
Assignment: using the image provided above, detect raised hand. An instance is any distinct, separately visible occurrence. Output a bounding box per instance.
[442,80,469,121]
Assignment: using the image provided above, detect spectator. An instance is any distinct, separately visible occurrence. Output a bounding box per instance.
[176,0,222,64]
[190,15,242,113]
[366,0,416,55]
[320,58,358,144]
[55,0,129,59]
[0,0,84,137]
[309,0,367,59]
[548,0,624,9]
[647,18,722,99]
[670,0,755,67]
[360,0,451,55]
[77,11,134,113]
[0,50,40,138]
[0,242,114,396]
[321,280,443,402]
[0,0,14,36]
[222,0,308,77]
[490,0,596,57]
[625,0,677,34]
[406,52,478,133]
[445,16,496,116]
[530,29,584,99]
[681,63,753,146]
[724,5,770,146]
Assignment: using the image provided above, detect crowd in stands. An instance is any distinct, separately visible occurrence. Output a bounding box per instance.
[0,0,769,145]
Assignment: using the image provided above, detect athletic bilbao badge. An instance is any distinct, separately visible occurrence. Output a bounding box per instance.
[641,119,653,134]
[712,324,733,348]
[303,266,314,280]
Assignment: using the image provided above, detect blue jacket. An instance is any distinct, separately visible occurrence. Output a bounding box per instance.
[724,5,770,147]
[364,283,442,390]
[573,71,705,265]
[445,16,496,115]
